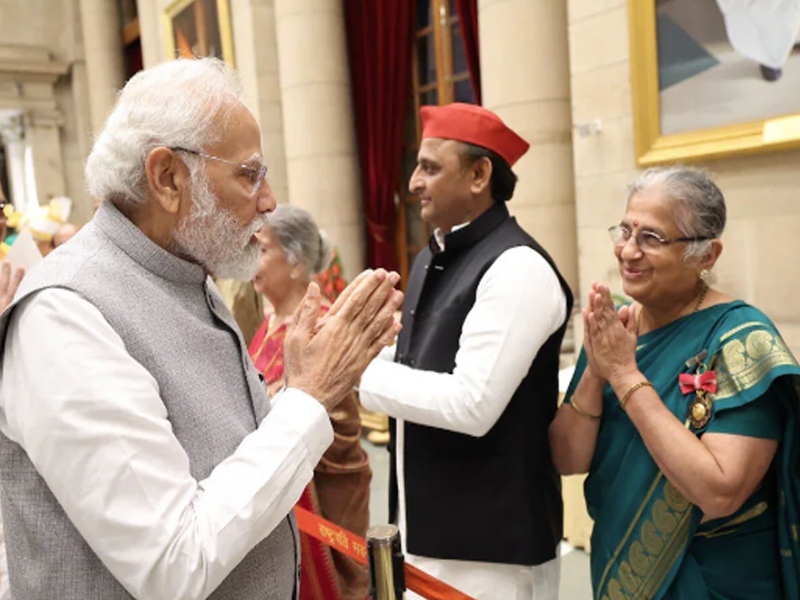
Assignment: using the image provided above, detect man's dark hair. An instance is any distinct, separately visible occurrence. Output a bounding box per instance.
[458,142,518,203]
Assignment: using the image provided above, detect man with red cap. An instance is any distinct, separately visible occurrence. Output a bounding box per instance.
[359,103,573,599]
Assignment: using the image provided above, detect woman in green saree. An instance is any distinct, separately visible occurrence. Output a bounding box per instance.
[549,166,800,600]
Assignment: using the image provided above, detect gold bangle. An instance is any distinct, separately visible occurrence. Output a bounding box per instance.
[570,398,601,420]
[620,381,654,409]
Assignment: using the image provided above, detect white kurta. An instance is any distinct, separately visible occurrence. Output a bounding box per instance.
[359,245,567,600]
[716,0,800,68]
[0,288,334,600]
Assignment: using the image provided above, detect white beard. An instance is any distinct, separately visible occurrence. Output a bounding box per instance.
[170,169,268,280]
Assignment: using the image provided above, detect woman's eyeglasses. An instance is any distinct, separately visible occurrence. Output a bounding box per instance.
[608,224,711,252]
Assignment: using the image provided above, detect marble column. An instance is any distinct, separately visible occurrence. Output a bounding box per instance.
[273,0,365,280]
[230,0,290,210]
[478,0,579,291]
[26,115,66,204]
[79,0,126,135]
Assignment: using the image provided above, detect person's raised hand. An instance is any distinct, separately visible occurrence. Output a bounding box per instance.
[0,262,24,313]
[585,282,637,385]
[283,269,403,410]
[582,305,602,380]
[311,269,374,334]
[618,303,635,330]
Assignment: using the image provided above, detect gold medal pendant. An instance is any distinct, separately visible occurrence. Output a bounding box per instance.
[688,391,713,429]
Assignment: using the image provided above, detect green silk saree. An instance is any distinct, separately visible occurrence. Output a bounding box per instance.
[565,301,800,600]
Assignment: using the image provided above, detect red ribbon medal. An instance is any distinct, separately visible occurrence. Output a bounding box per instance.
[680,370,716,429]
[678,371,717,395]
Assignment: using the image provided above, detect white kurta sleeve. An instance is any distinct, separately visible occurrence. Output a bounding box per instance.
[0,288,333,600]
[358,246,567,437]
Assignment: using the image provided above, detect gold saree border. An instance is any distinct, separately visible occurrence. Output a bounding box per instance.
[719,321,763,343]
[694,501,768,539]
[716,326,799,401]
[597,474,665,594]
[598,480,694,600]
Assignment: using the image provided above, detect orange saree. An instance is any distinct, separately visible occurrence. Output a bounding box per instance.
[249,307,371,600]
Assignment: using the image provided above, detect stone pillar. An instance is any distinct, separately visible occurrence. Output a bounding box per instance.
[135,0,161,69]
[230,0,290,210]
[26,115,66,204]
[273,0,365,280]
[478,0,578,291]
[79,0,126,135]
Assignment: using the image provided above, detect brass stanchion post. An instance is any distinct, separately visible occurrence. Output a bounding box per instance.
[367,525,405,600]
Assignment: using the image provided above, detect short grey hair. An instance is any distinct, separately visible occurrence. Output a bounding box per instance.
[628,166,726,260]
[85,58,245,208]
[267,205,333,274]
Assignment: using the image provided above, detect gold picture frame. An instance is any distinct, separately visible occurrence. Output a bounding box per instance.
[163,0,235,66]
[629,0,800,166]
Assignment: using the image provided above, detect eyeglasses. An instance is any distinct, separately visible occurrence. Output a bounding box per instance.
[170,147,268,197]
[608,224,711,252]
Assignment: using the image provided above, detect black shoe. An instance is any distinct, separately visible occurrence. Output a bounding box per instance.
[760,64,782,81]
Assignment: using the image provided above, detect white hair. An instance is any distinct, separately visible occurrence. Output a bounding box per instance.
[85,58,245,207]
[267,205,333,274]
[627,166,726,261]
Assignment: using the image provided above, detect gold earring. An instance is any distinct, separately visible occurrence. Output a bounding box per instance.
[699,268,709,281]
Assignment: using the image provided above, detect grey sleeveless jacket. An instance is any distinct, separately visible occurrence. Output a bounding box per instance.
[0,202,298,599]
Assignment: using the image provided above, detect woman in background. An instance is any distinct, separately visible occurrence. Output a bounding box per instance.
[249,205,371,600]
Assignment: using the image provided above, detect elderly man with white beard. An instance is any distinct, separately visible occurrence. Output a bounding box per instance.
[0,58,402,600]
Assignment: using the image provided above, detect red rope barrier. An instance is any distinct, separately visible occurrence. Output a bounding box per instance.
[294,507,478,600]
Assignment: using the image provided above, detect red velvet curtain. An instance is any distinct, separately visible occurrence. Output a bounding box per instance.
[344,1,414,271]
[453,0,482,105]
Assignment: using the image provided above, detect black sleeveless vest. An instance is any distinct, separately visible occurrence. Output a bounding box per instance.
[390,202,573,565]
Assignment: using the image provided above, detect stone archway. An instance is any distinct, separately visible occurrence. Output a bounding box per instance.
[0,45,69,212]
[0,112,32,212]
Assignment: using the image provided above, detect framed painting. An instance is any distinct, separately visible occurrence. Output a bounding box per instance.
[629,0,800,165]
[164,0,234,66]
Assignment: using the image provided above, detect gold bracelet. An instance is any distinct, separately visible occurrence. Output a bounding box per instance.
[570,398,601,420]
[619,381,654,409]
